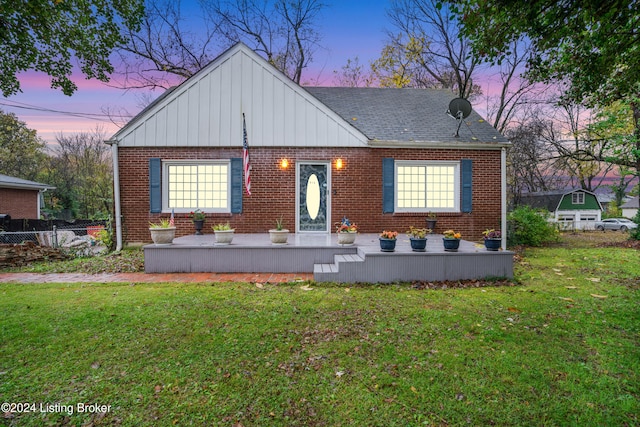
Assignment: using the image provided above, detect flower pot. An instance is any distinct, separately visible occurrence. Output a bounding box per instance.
[410,237,427,252]
[426,219,437,232]
[269,229,289,245]
[149,227,176,245]
[484,238,501,251]
[193,220,205,235]
[337,231,357,246]
[442,238,460,252]
[214,229,235,245]
[379,238,396,252]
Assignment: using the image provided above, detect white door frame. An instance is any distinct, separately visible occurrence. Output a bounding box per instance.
[295,161,331,233]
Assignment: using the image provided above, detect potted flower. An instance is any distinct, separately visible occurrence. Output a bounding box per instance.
[442,229,461,252]
[190,209,206,235]
[425,212,437,232]
[406,226,430,252]
[212,222,235,245]
[379,230,398,252]
[482,229,502,251]
[149,218,176,245]
[269,216,289,245]
[335,217,358,245]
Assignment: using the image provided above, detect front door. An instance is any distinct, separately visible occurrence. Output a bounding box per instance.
[297,162,330,232]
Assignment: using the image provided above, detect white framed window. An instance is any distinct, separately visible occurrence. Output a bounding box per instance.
[162,160,230,212]
[395,161,460,212]
[572,192,585,204]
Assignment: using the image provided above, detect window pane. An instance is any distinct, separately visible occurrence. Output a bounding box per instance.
[396,166,427,209]
[425,165,455,209]
[167,163,229,210]
[396,163,458,211]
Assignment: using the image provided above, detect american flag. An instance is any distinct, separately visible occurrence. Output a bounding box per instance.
[242,113,252,196]
[169,209,175,226]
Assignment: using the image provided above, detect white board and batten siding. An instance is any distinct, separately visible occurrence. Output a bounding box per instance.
[113,43,368,149]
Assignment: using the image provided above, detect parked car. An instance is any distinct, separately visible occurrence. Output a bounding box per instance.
[594,218,638,231]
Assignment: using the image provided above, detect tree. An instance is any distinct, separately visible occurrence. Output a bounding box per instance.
[386,0,481,97]
[0,0,144,96]
[383,0,542,135]
[43,128,113,219]
[118,0,325,88]
[204,0,325,84]
[452,0,640,176]
[332,57,374,88]
[505,117,564,206]
[369,35,433,88]
[116,0,223,90]
[0,110,47,180]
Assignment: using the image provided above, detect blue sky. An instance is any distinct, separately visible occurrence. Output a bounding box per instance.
[1,1,391,144]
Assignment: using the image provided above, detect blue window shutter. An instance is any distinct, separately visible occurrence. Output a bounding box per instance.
[461,159,473,213]
[382,158,395,213]
[230,158,243,213]
[149,158,162,213]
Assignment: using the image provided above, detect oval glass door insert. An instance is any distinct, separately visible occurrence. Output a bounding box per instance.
[306,174,321,220]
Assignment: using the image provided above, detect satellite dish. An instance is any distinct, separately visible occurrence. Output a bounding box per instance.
[447,98,472,119]
[446,98,472,137]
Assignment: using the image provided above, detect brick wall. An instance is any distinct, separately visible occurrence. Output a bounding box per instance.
[0,188,39,219]
[118,147,503,243]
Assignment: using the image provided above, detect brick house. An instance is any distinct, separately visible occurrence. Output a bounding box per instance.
[107,43,510,248]
[0,174,55,219]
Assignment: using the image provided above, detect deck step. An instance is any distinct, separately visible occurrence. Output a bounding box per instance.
[335,254,364,263]
[313,263,338,273]
[313,253,366,281]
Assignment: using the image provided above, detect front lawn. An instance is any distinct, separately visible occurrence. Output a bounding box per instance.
[0,239,638,426]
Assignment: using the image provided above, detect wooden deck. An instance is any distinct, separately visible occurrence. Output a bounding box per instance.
[144,233,514,283]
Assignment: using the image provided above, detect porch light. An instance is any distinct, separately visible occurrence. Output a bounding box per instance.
[335,158,344,170]
[280,158,289,169]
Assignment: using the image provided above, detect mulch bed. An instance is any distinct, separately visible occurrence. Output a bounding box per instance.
[598,239,640,249]
[0,242,67,268]
[411,278,517,290]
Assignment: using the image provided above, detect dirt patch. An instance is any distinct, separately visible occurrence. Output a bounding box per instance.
[554,231,637,249]
[410,279,517,290]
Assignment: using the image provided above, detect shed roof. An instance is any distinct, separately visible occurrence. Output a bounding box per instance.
[621,196,639,209]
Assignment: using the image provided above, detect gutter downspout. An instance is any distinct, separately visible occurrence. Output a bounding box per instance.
[501,147,507,250]
[105,139,123,251]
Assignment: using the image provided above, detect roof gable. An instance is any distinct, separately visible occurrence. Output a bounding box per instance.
[111,43,368,148]
[557,189,603,211]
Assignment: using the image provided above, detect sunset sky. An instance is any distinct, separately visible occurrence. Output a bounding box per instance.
[1,1,390,145]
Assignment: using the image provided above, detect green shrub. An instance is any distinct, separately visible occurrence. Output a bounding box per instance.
[95,227,115,252]
[507,206,559,246]
[630,209,640,240]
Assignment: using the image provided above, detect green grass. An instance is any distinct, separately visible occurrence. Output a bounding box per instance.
[1,242,638,426]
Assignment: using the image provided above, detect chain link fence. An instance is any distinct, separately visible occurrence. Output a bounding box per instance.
[0,220,110,256]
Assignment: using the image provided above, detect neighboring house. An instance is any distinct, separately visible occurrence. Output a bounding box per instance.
[621,196,639,219]
[520,189,603,230]
[107,43,510,247]
[0,174,55,219]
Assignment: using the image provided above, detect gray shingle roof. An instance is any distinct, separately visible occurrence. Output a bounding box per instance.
[305,87,509,145]
[0,174,55,190]
[621,196,639,209]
